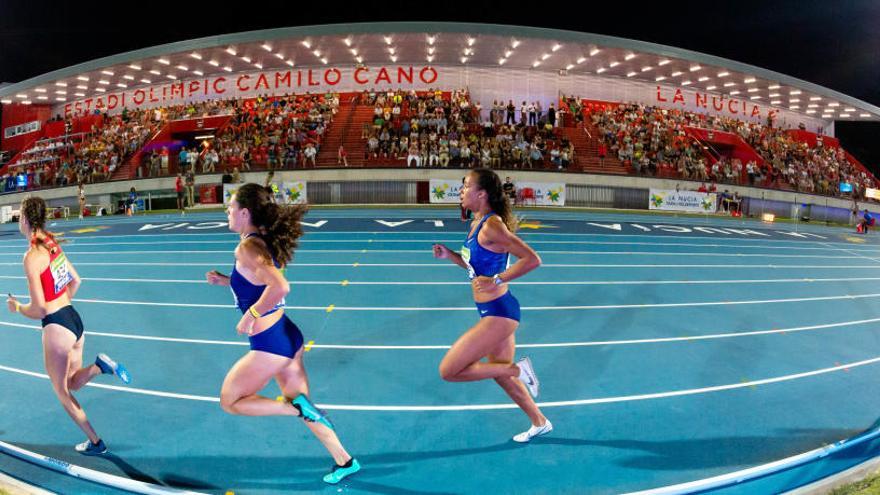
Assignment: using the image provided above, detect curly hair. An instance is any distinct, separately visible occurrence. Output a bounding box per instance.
[234,183,307,267]
[471,168,517,232]
[20,196,62,247]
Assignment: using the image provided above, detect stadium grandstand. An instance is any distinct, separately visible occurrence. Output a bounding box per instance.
[3,21,880,495]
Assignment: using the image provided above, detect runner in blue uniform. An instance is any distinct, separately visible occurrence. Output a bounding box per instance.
[433,169,552,443]
[206,183,359,484]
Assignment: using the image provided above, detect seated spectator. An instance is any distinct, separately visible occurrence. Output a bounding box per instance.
[857,209,876,234]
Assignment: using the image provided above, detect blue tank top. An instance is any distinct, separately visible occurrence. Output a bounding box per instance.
[229,233,285,315]
[461,213,509,280]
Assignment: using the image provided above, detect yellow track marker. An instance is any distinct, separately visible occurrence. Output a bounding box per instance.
[361,249,367,253]
[305,340,315,352]
[326,304,335,313]
[341,280,349,286]
[353,262,360,267]
[226,491,235,495]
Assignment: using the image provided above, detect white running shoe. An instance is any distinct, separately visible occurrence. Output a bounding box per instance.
[513,420,553,443]
[516,356,540,398]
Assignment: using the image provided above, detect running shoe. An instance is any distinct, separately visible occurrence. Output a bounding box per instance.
[513,420,553,443]
[95,353,131,384]
[516,356,539,398]
[323,458,361,484]
[291,394,334,430]
[75,439,107,456]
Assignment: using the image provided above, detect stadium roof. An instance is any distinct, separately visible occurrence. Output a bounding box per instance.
[1,22,876,121]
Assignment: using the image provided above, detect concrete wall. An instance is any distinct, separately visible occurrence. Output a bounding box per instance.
[0,169,867,215]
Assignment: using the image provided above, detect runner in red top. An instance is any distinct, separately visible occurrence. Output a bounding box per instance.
[6,196,131,456]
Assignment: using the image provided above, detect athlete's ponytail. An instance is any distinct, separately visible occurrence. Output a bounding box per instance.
[20,196,62,248]
[234,183,307,267]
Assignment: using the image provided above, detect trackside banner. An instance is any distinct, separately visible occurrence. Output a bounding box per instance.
[428,179,566,206]
[649,188,717,213]
[224,182,307,206]
[428,179,463,204]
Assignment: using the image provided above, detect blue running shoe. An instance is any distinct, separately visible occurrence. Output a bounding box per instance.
[75,439,107,456]
[323,458,360,484]
[291,394,334,430]
[95,353,131,384]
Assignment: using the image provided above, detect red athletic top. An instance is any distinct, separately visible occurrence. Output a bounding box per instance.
[31,236,73,302]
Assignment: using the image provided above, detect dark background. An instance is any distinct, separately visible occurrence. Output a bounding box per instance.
[1,0,877,170]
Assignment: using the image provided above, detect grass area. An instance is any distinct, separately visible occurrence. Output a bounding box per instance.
[831,470,880,494]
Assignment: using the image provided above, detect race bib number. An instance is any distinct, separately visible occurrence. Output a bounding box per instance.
[460,246,476,279]
[50,252,73,294]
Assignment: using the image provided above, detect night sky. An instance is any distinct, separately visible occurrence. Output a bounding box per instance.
[1,0,878,169]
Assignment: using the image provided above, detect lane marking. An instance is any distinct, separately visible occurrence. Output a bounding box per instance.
[3,317,880,349]
[2,356,879,410]
[6,292,880,311]
[0,249,870,260]
[0,274,879,286]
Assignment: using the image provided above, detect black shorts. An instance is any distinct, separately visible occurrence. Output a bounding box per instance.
[177,191,184,199]
[42,305,84,341]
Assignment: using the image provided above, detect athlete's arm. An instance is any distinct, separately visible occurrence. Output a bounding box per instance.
[433,243,469,270]
[65,258,82,299]
[206,270,231,286]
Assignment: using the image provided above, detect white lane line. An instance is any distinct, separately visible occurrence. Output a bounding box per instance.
[823,241,880,265]
[2,356,879,410]
[0,230,865,245]
[0,238,876,253]
[0,249,868,260]
[0,321,249,345]
[6,292,880,311]
[3,275,880,286]
[0,262,877,269]
[4,317,878,349]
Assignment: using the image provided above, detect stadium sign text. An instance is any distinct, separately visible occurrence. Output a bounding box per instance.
[62,66,440,117]
[657,86,779,121]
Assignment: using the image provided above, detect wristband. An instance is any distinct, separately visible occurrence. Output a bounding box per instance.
[248,306,260,319]
[493,274,504,285]
[14,301,20,313]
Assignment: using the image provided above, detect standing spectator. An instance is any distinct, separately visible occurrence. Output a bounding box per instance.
[77,183,86,219]
[503,176,516,202]
[204,149,218,173]
[548,104,557,128]
[337,145,348,167]
[185,168,196,208]
[175,173,185,214]
[506,100,516,125]
[188,147,199,172]
[160,146,169,175]
[178,147,188,173]
[126,187,138,216]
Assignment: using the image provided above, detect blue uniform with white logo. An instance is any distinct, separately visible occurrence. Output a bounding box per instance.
[230,233,303,357]
[461,213,521,321]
